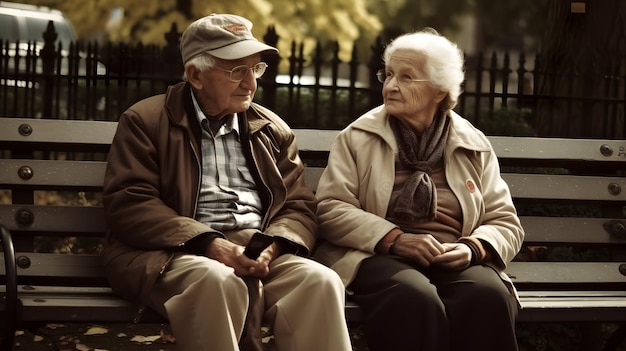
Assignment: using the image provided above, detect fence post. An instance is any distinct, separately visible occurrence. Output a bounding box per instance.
[163,23,183,85]
[367,36,384,107]
[41,21,58,118]
[261,26,279,110]
[348,43,359,120]
[516,52,530,110]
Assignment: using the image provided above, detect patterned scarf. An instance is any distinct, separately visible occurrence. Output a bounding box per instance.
[390,112,450,222]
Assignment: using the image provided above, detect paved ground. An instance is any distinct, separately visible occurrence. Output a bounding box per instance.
[12,323,370,351]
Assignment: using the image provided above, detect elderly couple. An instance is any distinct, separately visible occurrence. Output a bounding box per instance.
[102,13,524,351]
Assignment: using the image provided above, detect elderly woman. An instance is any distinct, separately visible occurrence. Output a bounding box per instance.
[314,28,524,351]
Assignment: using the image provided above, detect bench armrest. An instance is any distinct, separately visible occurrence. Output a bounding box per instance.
[1,224,17,350]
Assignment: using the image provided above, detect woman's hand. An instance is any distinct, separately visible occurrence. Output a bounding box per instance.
[390,233,446,267]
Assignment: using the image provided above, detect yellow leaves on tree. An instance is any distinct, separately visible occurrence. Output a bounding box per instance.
[19,0,383,62]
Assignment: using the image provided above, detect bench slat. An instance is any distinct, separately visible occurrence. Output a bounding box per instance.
[0,159,105,188]
[7,286,626,324]
[488,136,626,164]
[504,173,626,202]
[16,294,163,323]
[521,217,626,244]
[293,129,626,165]
[2,206,623,245]
[0,118,116,151]
[0,253,105,278]
[294,129,337,152]
[2,161,623,203]
[0,205,106,234]
[4,120,625,165]
[3,254,624,288]
[507,262,626,285]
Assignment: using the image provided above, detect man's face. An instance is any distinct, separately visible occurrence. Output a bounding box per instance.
[194,54,261,118]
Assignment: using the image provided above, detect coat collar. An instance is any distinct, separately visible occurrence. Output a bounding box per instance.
[350,105,491,153]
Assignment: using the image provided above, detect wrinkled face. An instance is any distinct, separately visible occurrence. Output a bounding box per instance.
[189,54,261,118]
[382,49,445,128]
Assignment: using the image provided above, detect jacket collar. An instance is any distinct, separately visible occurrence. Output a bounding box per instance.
[244,104,272,134]
[163,82,271,135]
[162,82,195,129]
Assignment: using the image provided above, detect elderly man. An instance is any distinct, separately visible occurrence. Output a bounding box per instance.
[102,13,352,351]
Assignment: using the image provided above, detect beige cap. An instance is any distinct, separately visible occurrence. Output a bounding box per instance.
[180,14,278,64]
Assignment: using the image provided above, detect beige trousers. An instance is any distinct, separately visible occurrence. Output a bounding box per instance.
[146,252,352,351]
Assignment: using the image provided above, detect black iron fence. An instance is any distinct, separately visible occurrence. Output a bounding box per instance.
[1,22,624,138]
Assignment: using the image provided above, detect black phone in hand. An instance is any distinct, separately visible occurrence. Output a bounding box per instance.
[243,232,274,259]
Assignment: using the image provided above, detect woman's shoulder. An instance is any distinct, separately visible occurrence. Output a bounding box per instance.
[342,105,391,137]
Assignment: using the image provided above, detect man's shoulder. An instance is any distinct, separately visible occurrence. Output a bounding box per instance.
[249,102,281,121]
[249,103,292,133]
[127,94,167,118]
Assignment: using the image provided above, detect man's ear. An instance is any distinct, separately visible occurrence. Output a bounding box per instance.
[185,65,203,89]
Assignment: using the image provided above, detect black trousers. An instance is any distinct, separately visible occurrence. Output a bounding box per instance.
[349,255,519,351]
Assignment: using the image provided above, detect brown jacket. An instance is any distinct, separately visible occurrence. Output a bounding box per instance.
[102,82,317,305]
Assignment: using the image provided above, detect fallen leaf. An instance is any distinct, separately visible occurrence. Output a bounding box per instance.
[33,335,44,342]
[130,334,161,344]
[46,323,66,329]
[84,326,108,335]
[59,335,79,343]
[262,335,274,344]
[160,330,176,343]
[14,330,24,337]
[75,344,90,351]
[116,332,127,337]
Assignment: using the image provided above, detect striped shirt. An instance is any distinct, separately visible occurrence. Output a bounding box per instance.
[191,93,263,231]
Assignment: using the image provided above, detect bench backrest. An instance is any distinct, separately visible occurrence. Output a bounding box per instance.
[1,117,625,290]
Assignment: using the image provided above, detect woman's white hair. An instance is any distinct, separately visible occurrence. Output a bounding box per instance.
[383,28,465,112]
[182,53,216,81]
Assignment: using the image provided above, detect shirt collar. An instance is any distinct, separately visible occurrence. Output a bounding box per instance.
[190,90,240,136]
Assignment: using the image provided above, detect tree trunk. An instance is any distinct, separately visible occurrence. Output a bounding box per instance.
[536,0,625,138]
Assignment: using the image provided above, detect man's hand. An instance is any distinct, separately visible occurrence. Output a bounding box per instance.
[431,242,472,269]
[206,238,280,278]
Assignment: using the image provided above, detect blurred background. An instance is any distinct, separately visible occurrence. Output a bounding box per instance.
[1,2,625,350]
[1,0,624,137]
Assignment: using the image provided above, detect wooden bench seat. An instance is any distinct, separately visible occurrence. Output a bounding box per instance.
[1,117,626,350]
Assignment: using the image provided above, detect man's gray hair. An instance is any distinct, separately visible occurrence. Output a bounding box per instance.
[182,53,216,81]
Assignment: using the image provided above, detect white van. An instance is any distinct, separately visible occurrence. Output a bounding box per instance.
[0,1,77,47]
[0,2,105,82]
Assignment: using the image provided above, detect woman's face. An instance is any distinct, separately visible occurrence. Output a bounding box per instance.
[382,49,446,131]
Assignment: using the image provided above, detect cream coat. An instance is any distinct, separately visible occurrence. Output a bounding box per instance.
[314,105,524,299]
